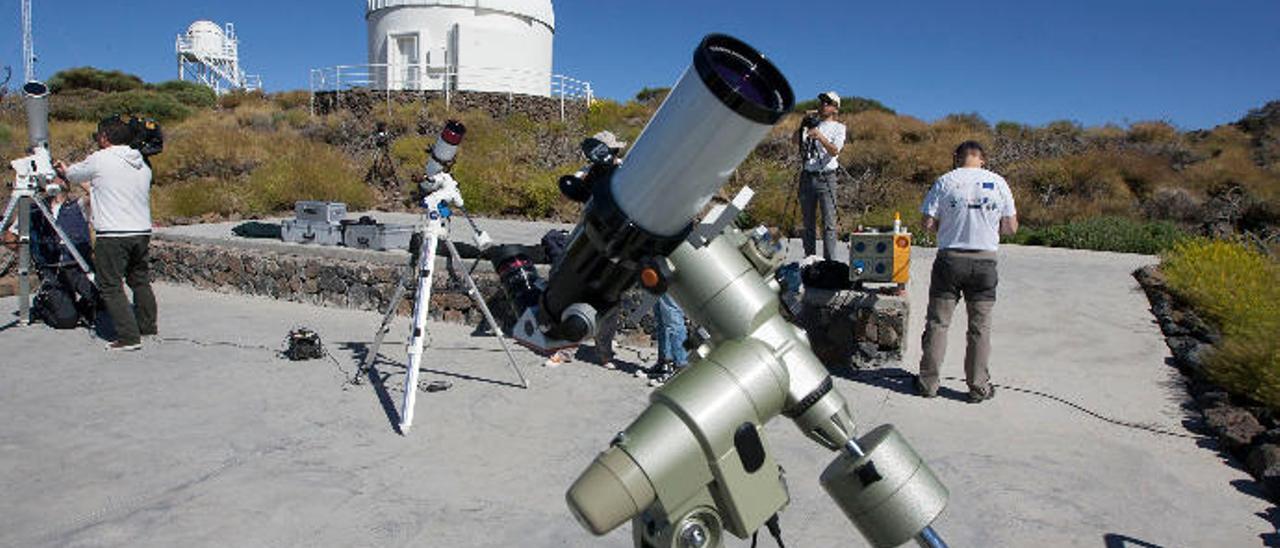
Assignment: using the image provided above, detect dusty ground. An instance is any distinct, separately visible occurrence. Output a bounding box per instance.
[0,244,1273,547]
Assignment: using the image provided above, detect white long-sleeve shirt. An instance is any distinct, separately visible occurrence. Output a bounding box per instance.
[64,145,152,238]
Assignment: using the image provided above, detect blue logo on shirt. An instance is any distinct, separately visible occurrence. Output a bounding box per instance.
[982,182,995,190]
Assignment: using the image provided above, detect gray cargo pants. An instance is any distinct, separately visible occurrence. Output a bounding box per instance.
[918,249,998,398]
[799,170,839,259]
[95,235,158,346]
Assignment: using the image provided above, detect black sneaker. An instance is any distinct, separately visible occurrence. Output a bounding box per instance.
[968,385,996,403]
[647,362,676,387]
[105,340,142,352]
[914,376,937,398]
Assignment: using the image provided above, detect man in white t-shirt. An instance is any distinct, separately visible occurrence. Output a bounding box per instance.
[916,141,1018,403]
[794,91,847,259]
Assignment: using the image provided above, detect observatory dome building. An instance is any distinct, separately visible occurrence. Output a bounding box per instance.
[366,0,555,96]
[176,20,261,94]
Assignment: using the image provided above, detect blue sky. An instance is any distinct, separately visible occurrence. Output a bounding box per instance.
[3,0,1278,129]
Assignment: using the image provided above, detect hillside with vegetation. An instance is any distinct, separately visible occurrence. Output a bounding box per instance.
[1,67,1277,255]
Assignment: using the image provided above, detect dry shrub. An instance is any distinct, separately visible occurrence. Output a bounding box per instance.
[1144,187,1203,223]
[1127,121,1181,144]
[272,91,311,111]
[149,112,272,183]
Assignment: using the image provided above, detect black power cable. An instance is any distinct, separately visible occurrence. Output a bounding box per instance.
[155,333,356,385]
[854,370,1199,439]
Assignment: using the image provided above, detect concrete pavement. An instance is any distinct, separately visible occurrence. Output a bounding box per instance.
[0,244,1272,547]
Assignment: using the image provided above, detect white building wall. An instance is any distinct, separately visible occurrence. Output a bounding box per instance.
[366,0,554,96]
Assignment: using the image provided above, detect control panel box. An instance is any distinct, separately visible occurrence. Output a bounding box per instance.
[848,232,911,284]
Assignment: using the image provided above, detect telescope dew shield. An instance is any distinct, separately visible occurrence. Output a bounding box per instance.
[23,81,51,150]
[425,120,466,179]
[611,34,794,237]
[820,425,949,548]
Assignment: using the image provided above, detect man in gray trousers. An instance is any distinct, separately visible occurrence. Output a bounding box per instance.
[916,141,1018,403]
[794,91,846,259]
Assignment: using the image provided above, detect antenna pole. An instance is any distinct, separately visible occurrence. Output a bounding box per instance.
[22,0,35,82]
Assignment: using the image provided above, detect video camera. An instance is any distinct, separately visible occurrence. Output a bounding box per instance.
[125,115,164,158]
[800,112,821,130]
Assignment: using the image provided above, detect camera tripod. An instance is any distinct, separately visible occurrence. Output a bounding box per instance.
[3,149,94,324]
[354,173,528,435]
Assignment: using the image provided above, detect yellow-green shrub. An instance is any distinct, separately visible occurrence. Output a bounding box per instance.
[152,177,250,219]
[244,140,372,214]
[1162,239,1280,408]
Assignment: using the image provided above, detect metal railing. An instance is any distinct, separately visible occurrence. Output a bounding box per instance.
[309,63,593,120]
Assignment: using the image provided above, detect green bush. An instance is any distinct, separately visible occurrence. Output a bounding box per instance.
[1162,240,1280,409]
[1005,217,1188,254]
[632,87,670,106]
[49,89,193,122]
[48,67,144,93]
[149,80,217,108]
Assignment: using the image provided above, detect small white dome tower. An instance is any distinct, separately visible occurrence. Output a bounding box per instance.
[176,20,262,94]
[366,0,556,96]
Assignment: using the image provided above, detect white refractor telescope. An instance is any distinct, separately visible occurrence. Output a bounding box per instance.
[490,34,953,548]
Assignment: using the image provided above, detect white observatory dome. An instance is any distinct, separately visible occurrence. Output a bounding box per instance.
[366,0,556,96]
[186,20,227,58]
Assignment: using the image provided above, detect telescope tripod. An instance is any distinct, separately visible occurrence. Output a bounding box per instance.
[1,189,93,324]
[355,209,528,434]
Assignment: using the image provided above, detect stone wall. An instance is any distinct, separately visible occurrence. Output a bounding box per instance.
[794,288,910,368]
[148,238,910,366]
[149,239,518,327]
[312,89,588,123]
[1134,265,1280,503]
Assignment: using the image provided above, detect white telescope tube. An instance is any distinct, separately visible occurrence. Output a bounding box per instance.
[23,81,50,150]
[611,34,794,237]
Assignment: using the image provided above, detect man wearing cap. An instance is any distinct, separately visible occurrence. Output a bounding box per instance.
[794,91,847,260]
[915,141,1018,403]
[57,115,156,351]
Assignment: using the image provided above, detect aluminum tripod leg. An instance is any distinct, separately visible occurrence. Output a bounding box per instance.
[0,196,20,279]
[3,195,33,323]
[352,265,411,384]
[399,229,439,433]
[441,238,528,389]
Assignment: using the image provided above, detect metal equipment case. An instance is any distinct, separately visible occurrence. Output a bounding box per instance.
[343,223,414,251]
[294,201,348,224]
[281,219,344,246]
